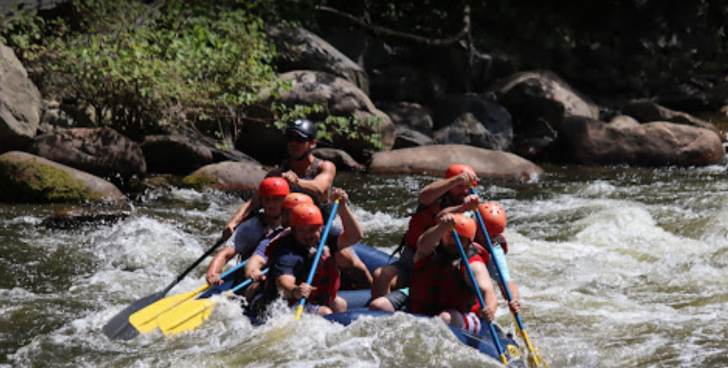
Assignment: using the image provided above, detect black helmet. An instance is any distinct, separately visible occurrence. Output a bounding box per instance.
[285,119,317,141]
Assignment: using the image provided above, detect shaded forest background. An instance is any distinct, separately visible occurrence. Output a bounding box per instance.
[2,0,727,142]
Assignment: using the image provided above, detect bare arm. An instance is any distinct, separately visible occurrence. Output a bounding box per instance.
[205,246,238,285]
[333,189,364,250]
[223,200,252,240]
[438,194,480,215]
[468,261,498,322]
[505,280,521,314]
[223,168,283,239]
[417,171,478,206]
[282,161,336,202]
[276,274,315,300]
[244,254,268,282]
[414,213,454,264]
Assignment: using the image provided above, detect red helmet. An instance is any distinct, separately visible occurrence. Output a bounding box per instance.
[283,193,314,209]
[452,214,477,241]
[290,204,323,227]
[445,164,476,179]
[259,177,290,197]
[478,202,506,235]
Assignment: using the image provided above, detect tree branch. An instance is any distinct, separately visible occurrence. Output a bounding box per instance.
[314,4,471,47]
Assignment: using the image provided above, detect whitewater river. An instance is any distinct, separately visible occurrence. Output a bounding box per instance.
[2,164,728,368]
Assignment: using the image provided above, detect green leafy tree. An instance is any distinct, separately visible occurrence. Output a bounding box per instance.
[0,0,382,149]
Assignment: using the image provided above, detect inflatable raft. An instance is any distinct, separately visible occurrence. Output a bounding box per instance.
[205,243,525,366]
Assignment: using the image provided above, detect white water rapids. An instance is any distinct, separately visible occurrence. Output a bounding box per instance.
[2,165,728,368]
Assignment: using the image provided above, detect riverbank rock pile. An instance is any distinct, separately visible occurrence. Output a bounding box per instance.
[1,21,726,205]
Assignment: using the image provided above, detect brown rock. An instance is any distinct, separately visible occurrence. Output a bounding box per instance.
[368,145,544,182]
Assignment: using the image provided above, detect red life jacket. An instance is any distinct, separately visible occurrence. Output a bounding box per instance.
[409,246,486,316]
[265,231,340,305]
[402,196,449,250]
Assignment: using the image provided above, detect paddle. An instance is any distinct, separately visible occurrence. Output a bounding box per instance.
[129,259,249,333]
[295,200,340,320]
[102,237,228,340]
[470,187,550,368]
[159,268,269,336]
[452,229,509,366]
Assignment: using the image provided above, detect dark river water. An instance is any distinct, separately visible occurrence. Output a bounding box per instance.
[2,163,728,368]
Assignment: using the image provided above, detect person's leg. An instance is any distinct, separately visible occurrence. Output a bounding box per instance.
[336,248,373,288]
[328,296,348,313]
[444,310,481,334]
[369,289,409,312]
[368,296,395,312]
[317,305,334,316]
[371,265,399,299]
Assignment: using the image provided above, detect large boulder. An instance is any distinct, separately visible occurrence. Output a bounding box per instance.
[313,148,364,172]
[433,113,506,151]
[266,25,369,94]
[378,102,434,135]
[0,151,124,203]
[245,70,395,162]
[368,144,544,182]
[622,99,725,142]
[496,70,599,159]
[141,134,214,175]
[432,93,513,151]
[182,161,267,192]
[560,117,725,167]
[27,127,146,182]
[0,42,41,153]
[393,125,434,149]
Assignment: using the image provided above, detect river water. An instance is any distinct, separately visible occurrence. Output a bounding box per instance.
[2,164,728,368]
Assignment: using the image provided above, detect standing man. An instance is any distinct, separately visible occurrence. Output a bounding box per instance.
[223,119,335,237]
[224,119,372,287]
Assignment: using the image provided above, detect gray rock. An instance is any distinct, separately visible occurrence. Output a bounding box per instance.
[368,144,543,182]
[0,42,41,153]
[560,117,724,167]
[28,127,146,182]
[313,148,364,172]
[267,25,369,94]
[141,134,214,175]
[183,161,268,192]
[0,151,124,203]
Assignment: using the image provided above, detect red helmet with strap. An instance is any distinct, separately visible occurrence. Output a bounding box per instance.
[290,204,323,227]
[259,177,290,197]
[452,214,476,241]
[283,193,314,209]
[478,202,506,235]
[445,164,475,179]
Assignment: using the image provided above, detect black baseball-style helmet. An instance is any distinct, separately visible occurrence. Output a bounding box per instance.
[285,119,317,141]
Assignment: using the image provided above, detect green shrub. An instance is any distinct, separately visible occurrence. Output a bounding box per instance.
[0,0,382,148]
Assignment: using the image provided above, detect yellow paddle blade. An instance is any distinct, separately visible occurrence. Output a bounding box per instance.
[129,284,209,333]
[158,298,216,336]
[521,329,551,368]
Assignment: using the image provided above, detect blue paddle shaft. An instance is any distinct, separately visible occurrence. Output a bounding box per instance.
[219,258,248,281]
[452,229,507,359]
[231,268,269,293]
[299,200,340,309]
[469,187,527,331]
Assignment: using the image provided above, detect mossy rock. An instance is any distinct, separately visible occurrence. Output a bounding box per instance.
[182,161,267,192]
[0,151,124,203]
[182,172,219,190]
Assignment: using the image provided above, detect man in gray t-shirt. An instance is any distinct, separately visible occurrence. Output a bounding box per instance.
[205,177,289,286]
